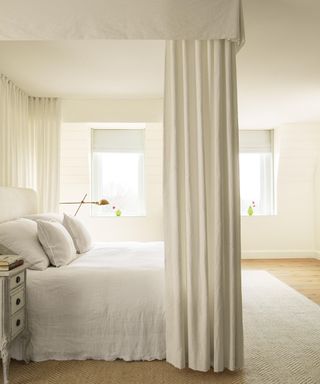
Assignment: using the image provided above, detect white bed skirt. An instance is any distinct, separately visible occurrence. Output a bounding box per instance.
[11,242,165,362]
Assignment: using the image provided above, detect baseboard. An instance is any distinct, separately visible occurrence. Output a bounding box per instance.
[314,251,320,260]
[241,250,317,259]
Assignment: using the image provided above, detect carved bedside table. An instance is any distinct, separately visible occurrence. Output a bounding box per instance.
[0,264,28,384]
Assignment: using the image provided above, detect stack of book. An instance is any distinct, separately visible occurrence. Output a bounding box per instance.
[0,255,24,271]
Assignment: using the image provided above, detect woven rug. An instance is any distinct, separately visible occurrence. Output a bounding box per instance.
[5,271,320,384]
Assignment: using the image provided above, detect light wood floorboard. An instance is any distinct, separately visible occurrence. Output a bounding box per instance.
[242,258,320,304]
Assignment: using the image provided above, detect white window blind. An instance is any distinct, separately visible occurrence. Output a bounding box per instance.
[91,128,145,217]
[239,130,271,153]
[92,129,144,153]
[239,130,274,216]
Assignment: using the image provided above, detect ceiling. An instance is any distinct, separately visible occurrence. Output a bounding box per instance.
[0,0,319,128]
[237,0,320,128]
[0,40,165,99]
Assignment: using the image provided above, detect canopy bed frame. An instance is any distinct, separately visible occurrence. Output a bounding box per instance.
[0,0,245,373]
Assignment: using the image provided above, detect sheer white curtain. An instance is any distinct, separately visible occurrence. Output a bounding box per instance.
[29,97,61,212]
[0,75,34,188]
[0,74,61,212]
[164,40,243,372]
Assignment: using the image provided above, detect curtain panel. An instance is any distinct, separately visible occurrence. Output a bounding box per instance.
[0,75,32,188]
[164,40,243,372]
[29,97,61,212]
[0,74,61,212]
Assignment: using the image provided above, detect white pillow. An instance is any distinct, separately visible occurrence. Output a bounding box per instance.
[0,243,13,255]
[25,213,63,223]
[0,218,49,270]
[63,214,93,254]
[37,220,77,267]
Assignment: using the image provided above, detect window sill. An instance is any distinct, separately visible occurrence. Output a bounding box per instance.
[90,215,147,218]
[241,213,277,217]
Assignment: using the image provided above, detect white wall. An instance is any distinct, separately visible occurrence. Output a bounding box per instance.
[241,123,320,259]
[315,148,320,260]
[60,99,163,241]
[61,99,320,257]
[62,99,163,123]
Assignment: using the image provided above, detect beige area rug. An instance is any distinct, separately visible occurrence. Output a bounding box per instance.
[4,271,320,384]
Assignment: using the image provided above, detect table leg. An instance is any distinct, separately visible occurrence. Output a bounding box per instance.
[1,337,10,384]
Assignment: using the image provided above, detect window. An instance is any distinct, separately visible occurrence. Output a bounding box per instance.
[239,130,274,216]
[91,128,145,216]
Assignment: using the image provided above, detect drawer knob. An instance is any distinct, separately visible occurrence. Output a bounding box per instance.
[16,276,21,284]
[16,298,21,306]
[16,319,21,327]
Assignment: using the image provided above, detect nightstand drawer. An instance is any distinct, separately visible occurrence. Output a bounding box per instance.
[11,309,25,339]
[9,271,24,291]
[10,287,25,315]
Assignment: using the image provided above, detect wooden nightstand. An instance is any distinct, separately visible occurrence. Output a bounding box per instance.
[0,264,28,384]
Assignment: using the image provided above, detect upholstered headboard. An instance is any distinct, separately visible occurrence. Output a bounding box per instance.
[0,187,38,223]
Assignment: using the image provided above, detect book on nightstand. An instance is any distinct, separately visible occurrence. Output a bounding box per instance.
[0,255,24,271]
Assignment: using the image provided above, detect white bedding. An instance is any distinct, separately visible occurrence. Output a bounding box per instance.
[12,242,165,362]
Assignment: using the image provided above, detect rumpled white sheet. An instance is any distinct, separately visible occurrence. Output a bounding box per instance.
[12,242,165,362]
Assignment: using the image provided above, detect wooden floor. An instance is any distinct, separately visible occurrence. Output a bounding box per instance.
[242,258,320,304]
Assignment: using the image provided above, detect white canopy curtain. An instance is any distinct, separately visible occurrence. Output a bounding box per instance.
[0,74,32,187]
[29,97,61,212]
[164,40,243,372]
[0,0,244,372]
[0,0,244,41]
[0,74,61,212]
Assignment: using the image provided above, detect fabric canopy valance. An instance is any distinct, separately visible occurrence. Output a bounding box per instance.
[0,0,244,44]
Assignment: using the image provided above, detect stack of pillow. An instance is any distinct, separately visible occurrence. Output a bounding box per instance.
[0,214,92,270]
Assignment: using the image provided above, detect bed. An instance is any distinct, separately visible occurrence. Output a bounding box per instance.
[0,187,165,362]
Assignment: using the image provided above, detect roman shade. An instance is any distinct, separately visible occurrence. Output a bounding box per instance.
[239,130,272,153]
[92,129,144,153]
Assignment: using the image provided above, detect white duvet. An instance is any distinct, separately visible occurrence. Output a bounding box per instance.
[12,242,165,362]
